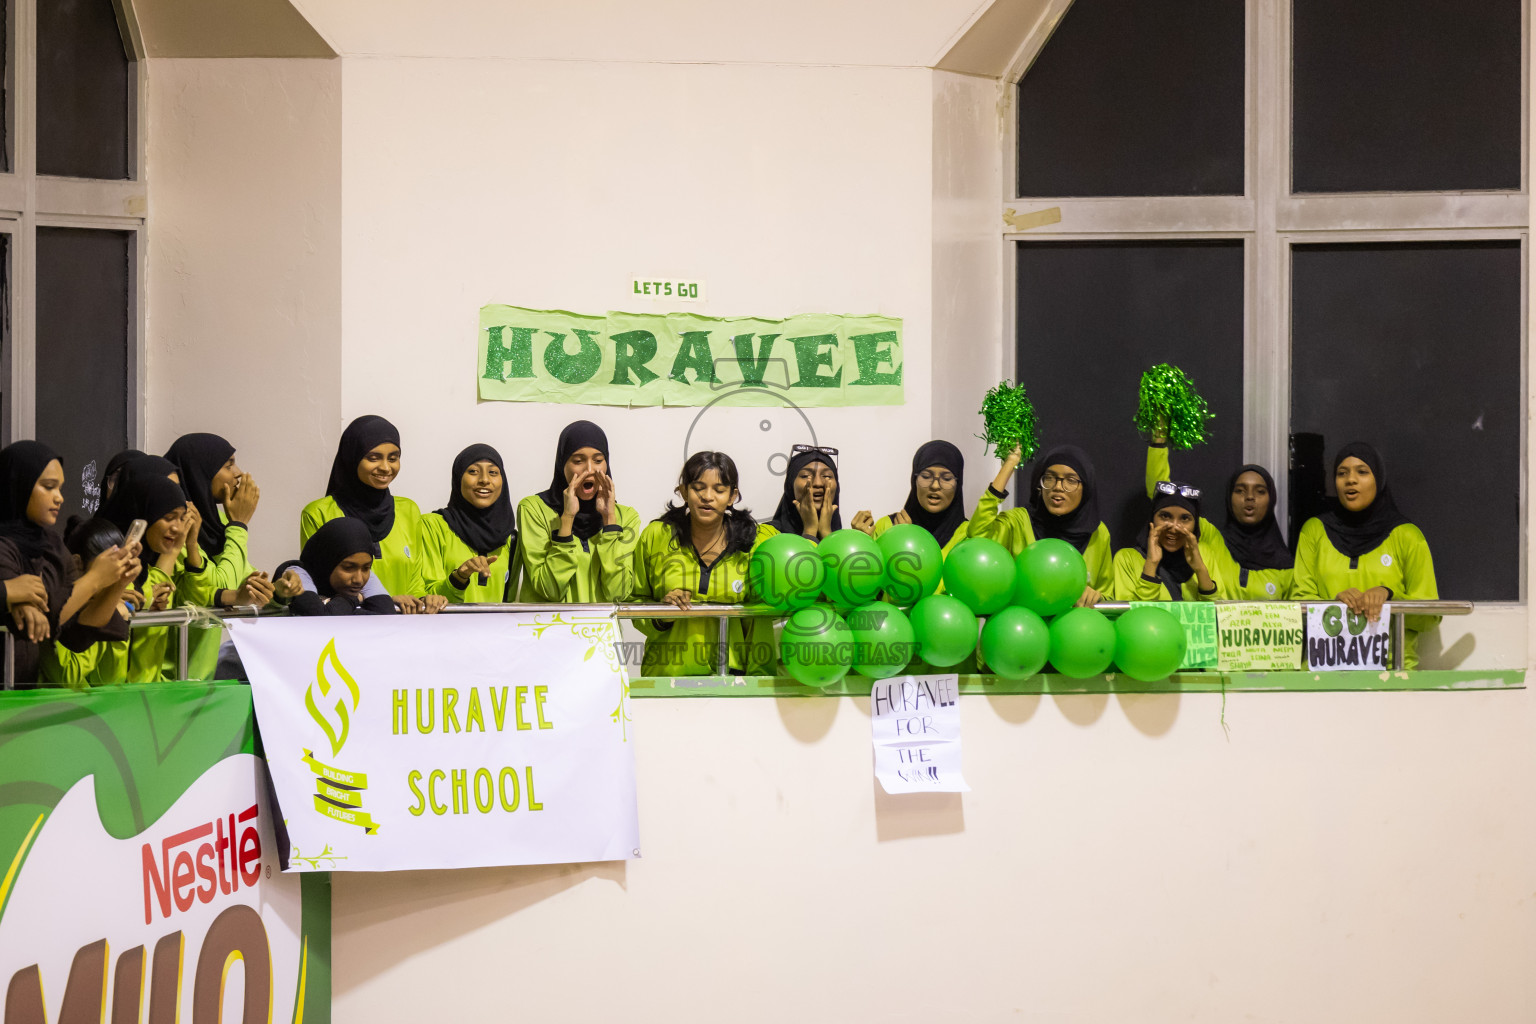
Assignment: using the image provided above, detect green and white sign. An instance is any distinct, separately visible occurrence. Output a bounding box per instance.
[0,682,329,1024]
[233,611,640,873]
[478,304,903,407]
[1131,601,1220,670]
[1216,603,1305,671]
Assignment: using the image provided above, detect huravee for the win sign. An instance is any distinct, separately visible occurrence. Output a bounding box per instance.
[0,682,328,1024]
[233,611,640,873]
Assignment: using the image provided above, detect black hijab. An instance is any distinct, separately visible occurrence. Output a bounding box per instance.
[890,440,965,547]
[1027,445,1101,553]
[165,433,236,557]
[437,443,516,555]
[99,455,182,536]
[299,518,379,598]
[103,471,187,586]
[1317,443,1412,560]
[767,448,842,536]
[0,441,63,565]
[1135,485,1202,600]
[103,449,144,497]
[326,416,400,543]
[1224,464,1293,572]
[536,420,610,541]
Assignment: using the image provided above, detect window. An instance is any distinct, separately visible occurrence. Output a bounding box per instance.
[0,0,143,515]
[1007,0,1526,600]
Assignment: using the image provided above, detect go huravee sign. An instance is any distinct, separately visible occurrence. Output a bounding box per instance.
[0,682,328,1024]
[232,610,640,873]
[478,304,903,407]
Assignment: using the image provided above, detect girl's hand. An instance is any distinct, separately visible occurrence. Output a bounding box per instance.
[395,594,424,614]
[4,574,46,610]
[1337,586,1390,622]
[794,494,820,536]
[817,481,839,535]
[562,468,592,522]
[662,588,692,611]
[452,554,498,587]
[991,446,1024,492]
[1074,586,1102,608]
[1152,414,1169,446]
[420,595,448,614]
[122,588,146,613]
[183,502,203,556]
[233,572,274,607]
[86,546,135,588]
[893,509,911,526]
[149,582,173,612]
[225,473,261,524]
[851,510,875,537]
[273,570,304,600]
[594,473,618,527]
[1181,527,1205,570]
[1141,521,1166,574]
[11,603,47,643]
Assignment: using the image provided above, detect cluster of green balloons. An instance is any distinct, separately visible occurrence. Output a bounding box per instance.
[752,526,1187,686]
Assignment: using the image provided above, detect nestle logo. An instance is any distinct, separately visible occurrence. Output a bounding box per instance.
[140,805,263,925]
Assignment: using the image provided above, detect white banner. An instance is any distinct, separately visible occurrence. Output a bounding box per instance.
[1305,602,1392,671]
[870,675,969,794]
[232,610,640,873]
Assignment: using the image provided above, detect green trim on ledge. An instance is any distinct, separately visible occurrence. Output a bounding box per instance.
[629,669,1527,698]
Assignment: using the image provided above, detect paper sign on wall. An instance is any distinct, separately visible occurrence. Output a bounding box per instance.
[1130,601,1219,669]
[1216,603,1305,671]
[1304,603,1392,671]
[870,675,968,795]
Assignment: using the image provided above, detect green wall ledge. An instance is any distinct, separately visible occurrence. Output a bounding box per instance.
[629,669,1526,698]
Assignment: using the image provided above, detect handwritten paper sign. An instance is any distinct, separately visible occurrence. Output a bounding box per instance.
[869,675,969,795]
[1130,601,1219,670]
[1305,602,1392,670]
[1216,603,1305,671]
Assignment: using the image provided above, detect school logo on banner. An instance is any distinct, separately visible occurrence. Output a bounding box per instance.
[0,683,328,1024]
[233,611,641,873]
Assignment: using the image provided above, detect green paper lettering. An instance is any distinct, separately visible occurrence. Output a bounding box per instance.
[850,331,902,386]
[483,325,534,381]
[790,334,841,388]
[669,331,720,385]
[610,330,661,386]
[542,328,603,384]
[730,333,779,386]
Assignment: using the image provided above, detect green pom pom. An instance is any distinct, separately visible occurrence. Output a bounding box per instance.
[977,381,1041,462]
[1135,364,1213,450]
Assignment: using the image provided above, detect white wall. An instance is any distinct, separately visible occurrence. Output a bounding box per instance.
[335,55,935,530]
[145,57,343,572]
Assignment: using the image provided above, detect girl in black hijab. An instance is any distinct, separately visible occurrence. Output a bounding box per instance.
[1112,481,1223,602]
[1293,443,1438,665]
[166,432,273,615]
[857,440,967,550]
[276,518,397,616]
[515,420,639,602]
[765,445,841,541]
[972,442,1114,606]
[421,443,517,603]
[1216,463,1294,599]
[300,415,441,612]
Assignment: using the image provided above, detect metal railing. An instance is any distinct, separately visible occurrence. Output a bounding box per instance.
[1,599,1474,687]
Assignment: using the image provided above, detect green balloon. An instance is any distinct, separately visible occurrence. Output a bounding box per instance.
[979,606,1050,679]
[941,537,1016,615]
[780,605,854,688]
[848,601,918,678]
[748,531,825,611]
[908,595,979,668]
[818,529,887,610]
[876,524,944,606]
[1113,606,1187,682]
[1047,607,1117,679]
[1012,538,1088,617]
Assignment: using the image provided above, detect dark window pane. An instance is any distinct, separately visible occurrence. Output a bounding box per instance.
[36,227,130,518]
[1016,241,1245,545]
[37,0,131,180]
[1016,0,1244,197]
[1293,0,1520,193]
[1290,242,1519,601]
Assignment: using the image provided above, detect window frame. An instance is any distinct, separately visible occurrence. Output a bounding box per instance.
[0,0,146,448]
[1000,0,1530,606]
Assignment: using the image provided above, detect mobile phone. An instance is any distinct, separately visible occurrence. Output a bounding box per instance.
[123,519,147,550]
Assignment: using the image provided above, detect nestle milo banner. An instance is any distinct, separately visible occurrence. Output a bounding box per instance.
[232,611,640,873]
[478,305,903,407]
[0,682,328,1023]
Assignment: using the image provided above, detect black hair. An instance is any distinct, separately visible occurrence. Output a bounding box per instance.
[659,451,758,557]
[64,515,126,563]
